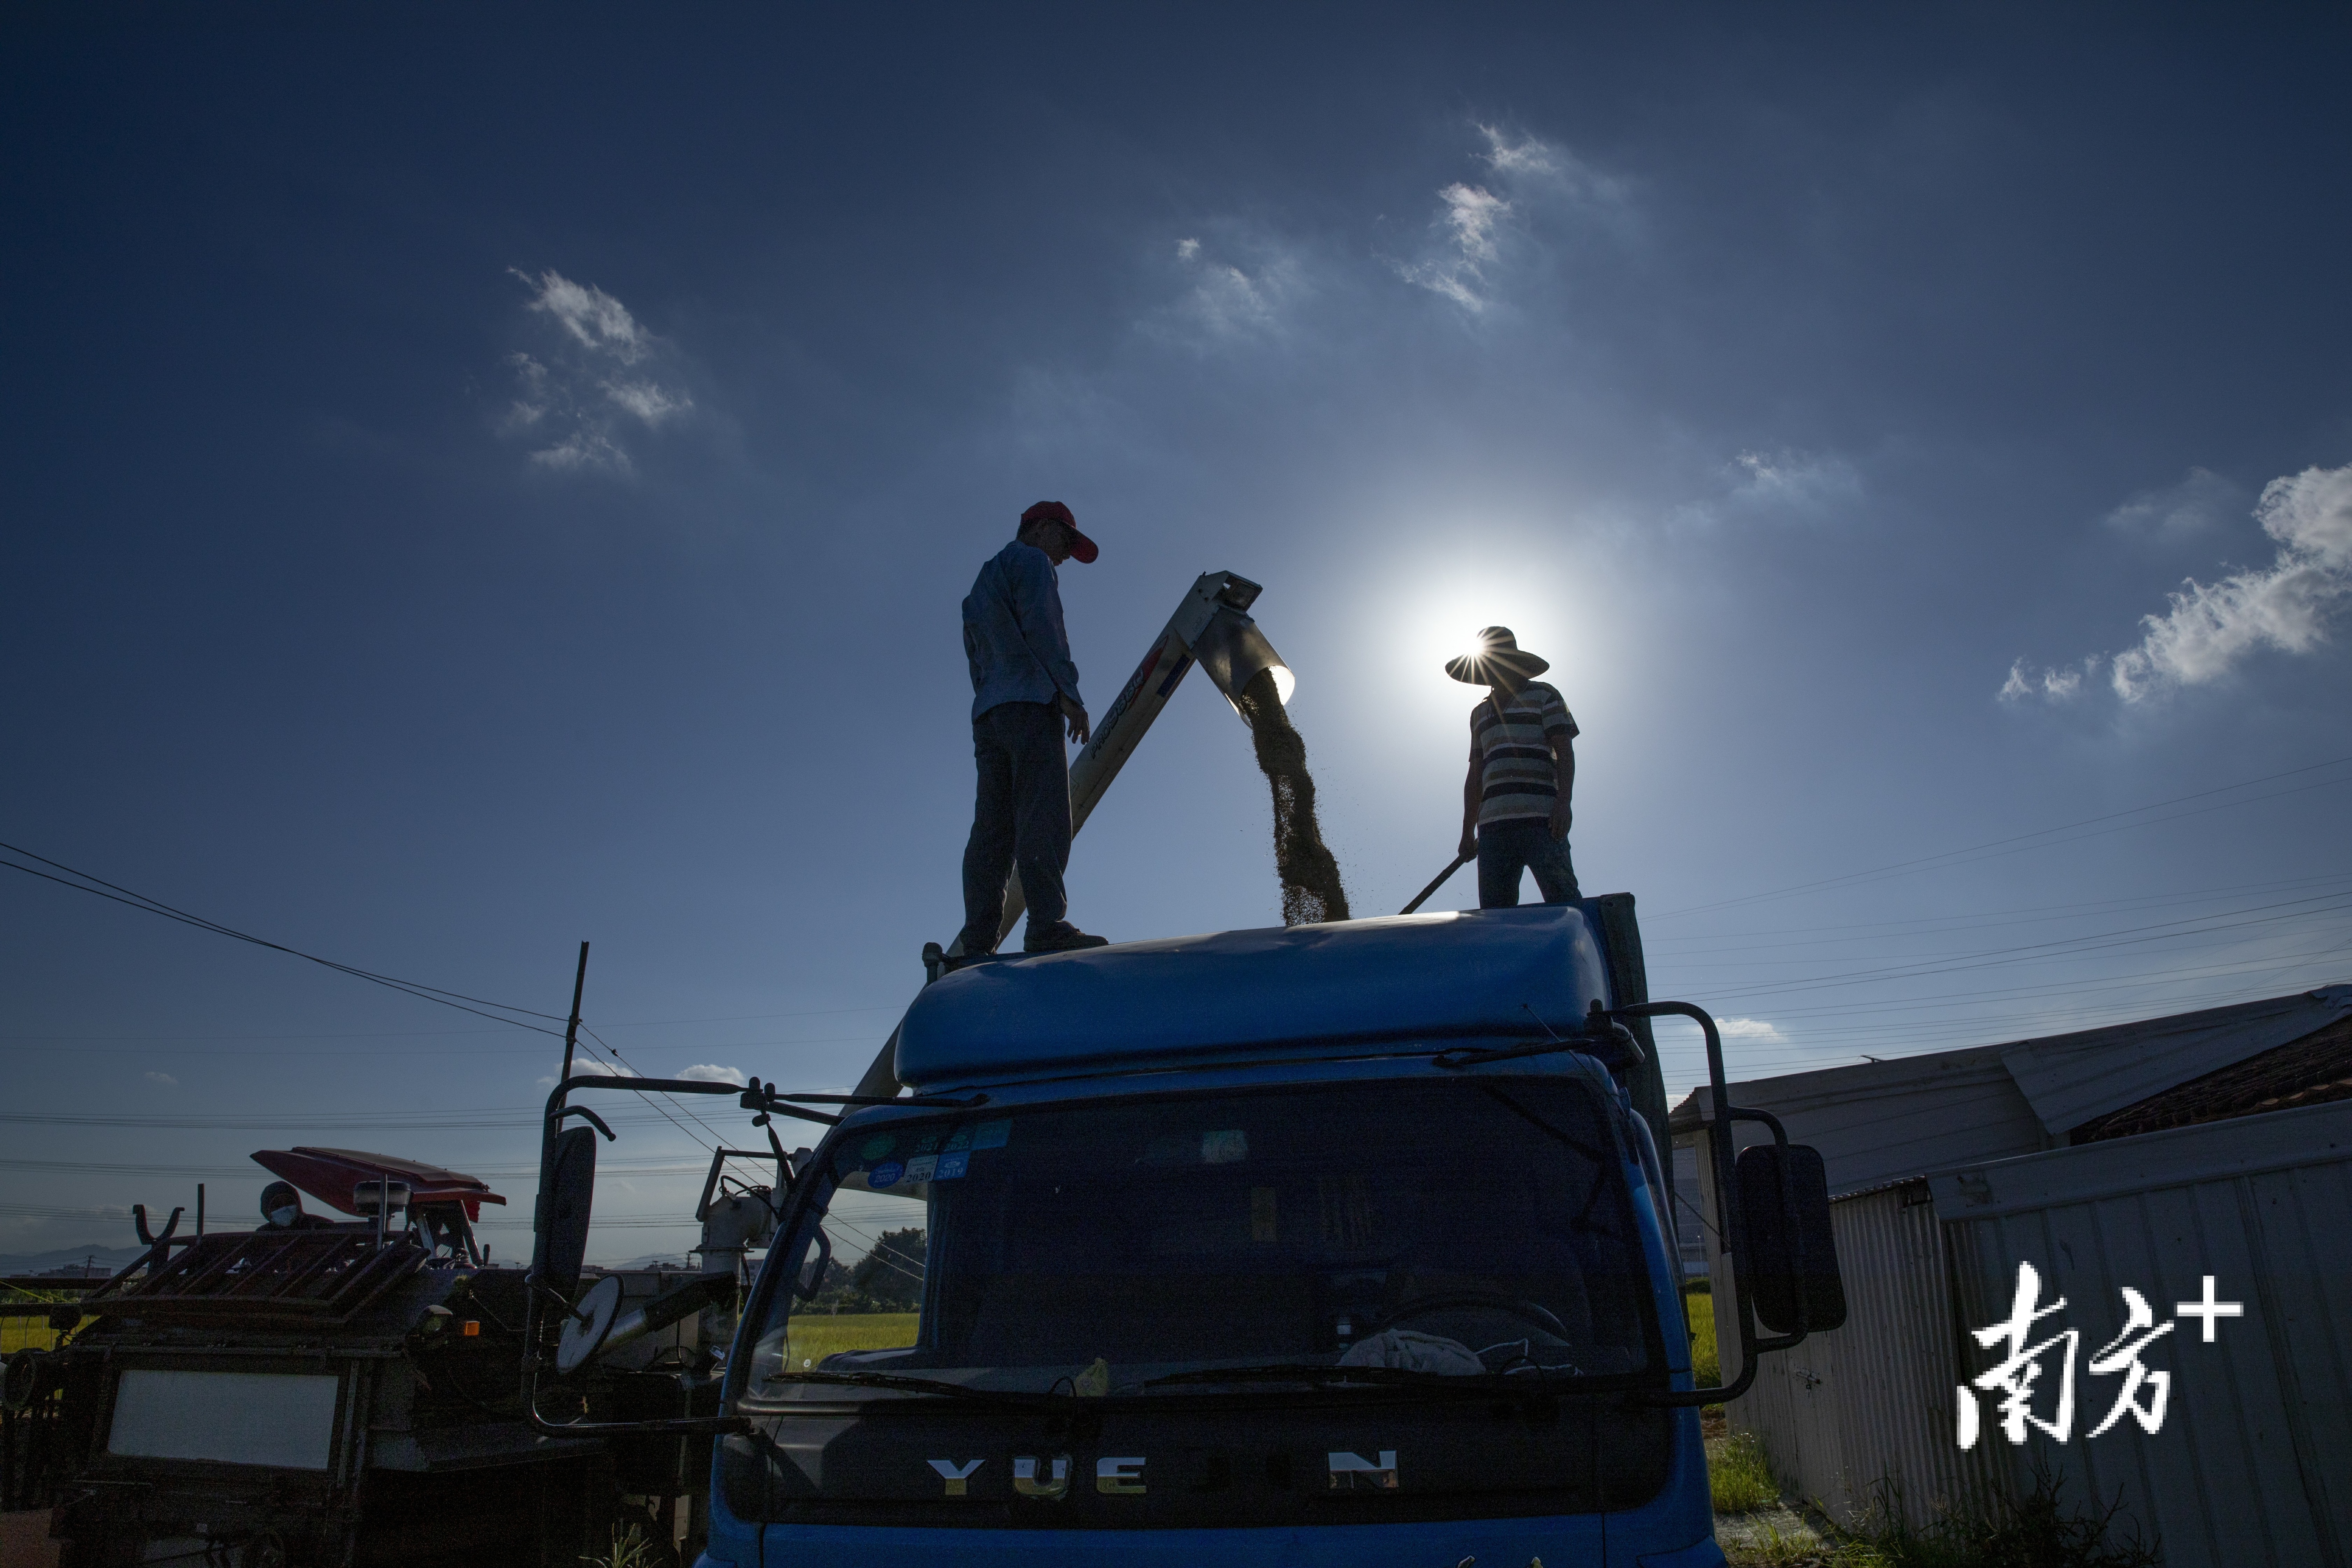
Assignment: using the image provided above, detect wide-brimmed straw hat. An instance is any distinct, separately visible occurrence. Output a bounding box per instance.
[1444,626,1550,685]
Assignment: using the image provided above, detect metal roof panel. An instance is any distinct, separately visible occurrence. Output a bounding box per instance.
[1998,985,2352,1136]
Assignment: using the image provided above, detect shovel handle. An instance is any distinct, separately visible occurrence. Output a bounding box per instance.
[1399,851,1474,915]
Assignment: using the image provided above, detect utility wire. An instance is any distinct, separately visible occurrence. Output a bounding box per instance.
[0,841,567,1035]
[1711,892,2352,1002]
[1651,755,2352,920]
[575,1025,733,1152]
[1647,871,2352,951]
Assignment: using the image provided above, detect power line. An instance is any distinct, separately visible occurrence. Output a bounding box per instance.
[571,1026,736,1154]
[1650,755,2352,920]
[0,841,567,1035]
[1694,892,2352,1003]
[1646,871,2352,951]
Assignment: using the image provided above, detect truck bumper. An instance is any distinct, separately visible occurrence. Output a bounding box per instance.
[700,1515,1722,1566]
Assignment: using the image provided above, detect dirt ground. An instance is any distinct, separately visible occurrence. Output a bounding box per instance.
[1,1510,60,1568]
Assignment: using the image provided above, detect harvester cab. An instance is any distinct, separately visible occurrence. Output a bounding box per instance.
[250,1145,507,1264]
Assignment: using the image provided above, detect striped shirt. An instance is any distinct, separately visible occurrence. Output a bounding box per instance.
[1470,681,1578,827]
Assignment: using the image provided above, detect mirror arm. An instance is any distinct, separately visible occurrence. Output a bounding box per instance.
[521,1358,751,1439]
[1609,1000,1777,1408]
[549,1105,617,1140]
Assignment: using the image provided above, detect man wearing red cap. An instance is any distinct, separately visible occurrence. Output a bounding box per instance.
[953,502,1111,958]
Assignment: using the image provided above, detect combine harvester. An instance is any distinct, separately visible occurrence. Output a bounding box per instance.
[7,572,1845,1567]
[7,1143,779,1565]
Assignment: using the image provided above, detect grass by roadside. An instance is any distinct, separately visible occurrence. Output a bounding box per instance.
[1686,1285,1720,1387]
[1705,1423,2162,1568]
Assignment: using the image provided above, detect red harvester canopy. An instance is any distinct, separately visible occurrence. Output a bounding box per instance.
[250,1146,508,1221]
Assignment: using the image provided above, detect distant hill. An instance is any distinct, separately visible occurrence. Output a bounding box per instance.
[0,1244,147,1278]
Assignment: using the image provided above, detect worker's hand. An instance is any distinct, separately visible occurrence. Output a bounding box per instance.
[1059,693,1092,746]
[1549,801,1573,841]
[1458,826,1478,861]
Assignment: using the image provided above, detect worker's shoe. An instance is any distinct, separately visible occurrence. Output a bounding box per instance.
[1024,920,1109,953]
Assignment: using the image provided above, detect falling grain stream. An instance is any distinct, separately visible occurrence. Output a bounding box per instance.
[1232,668,1351,926]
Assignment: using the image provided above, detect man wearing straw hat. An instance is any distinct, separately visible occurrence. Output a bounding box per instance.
[1450,627,1582,908]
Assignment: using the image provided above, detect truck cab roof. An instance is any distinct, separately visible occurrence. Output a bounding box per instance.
[895,904,1614,1092]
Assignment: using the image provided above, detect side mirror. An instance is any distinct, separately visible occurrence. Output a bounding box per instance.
[533,1127,598,1307]
[557,1274,739,1376]
[1736,1143,1847,1334]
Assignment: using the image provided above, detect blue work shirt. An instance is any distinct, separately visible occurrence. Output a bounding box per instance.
[963,540,1085,721]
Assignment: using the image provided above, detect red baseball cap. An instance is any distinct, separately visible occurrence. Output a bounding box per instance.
[1021,500,1098,563]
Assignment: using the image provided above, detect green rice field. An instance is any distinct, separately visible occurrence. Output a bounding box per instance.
[780,1312,920,1368]
[0,1292,87,1354]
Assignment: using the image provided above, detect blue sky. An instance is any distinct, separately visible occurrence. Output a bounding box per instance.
[5,7,2350,1263]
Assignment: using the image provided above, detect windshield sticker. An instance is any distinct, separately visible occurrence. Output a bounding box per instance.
[904,1154,938,1183]
[858,1135,898,1161]
[868,1160,906,1189]
[933,1150,970,1180]
[971,1119,1013,1149]
[1203,1129,1249,1164]
[913,1132,942,1156]
[944,1127,974,1153]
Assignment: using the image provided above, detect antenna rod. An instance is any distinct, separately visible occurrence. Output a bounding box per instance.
[557,941,590,1107]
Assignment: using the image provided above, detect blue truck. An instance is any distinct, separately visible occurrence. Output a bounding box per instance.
[529,898,1846,1567]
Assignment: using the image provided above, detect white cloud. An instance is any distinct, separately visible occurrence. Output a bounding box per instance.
[518,269,652,364]
[1475,123,1625,204]
[1716,1017,1786,1044]
[539,1056,639,1087]
[1397,183,1511,310]
[676,1063,748,1085]
[497,269,692,475]
[2000,655,2101,702]
[1672,447,1864,530]
[1153,232,1301,345]
[2007,461,2352,704]
[2103,467,2242,541]
[143,1070,177,1087]
[1396,125,1628,313]
[529,430,632,474]
[1730,449,1862,510]
[602,380,690,426]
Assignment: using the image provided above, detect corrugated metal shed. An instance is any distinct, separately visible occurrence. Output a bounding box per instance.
[1675,988,2352,1562]
[1672,1048,2050,1198]
[1670,1142,1710,1277]
[1728,1183,2008,1528]
[1998,985,2352,1139]
[1668,986,2352,1196]
[1719,1098,2352,1563]
[1933,1099,2352,1567]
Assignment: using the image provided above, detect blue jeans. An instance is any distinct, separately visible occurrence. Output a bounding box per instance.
[1477,817,1581,907]
[959,701,1071,951]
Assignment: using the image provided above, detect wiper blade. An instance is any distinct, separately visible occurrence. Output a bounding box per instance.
[1141,1363,1477,1390]
[759,1370,1040,1403]
[1141,1362,1618,1393]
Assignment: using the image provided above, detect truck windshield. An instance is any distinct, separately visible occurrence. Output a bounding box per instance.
[745,1075,1657,1401]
